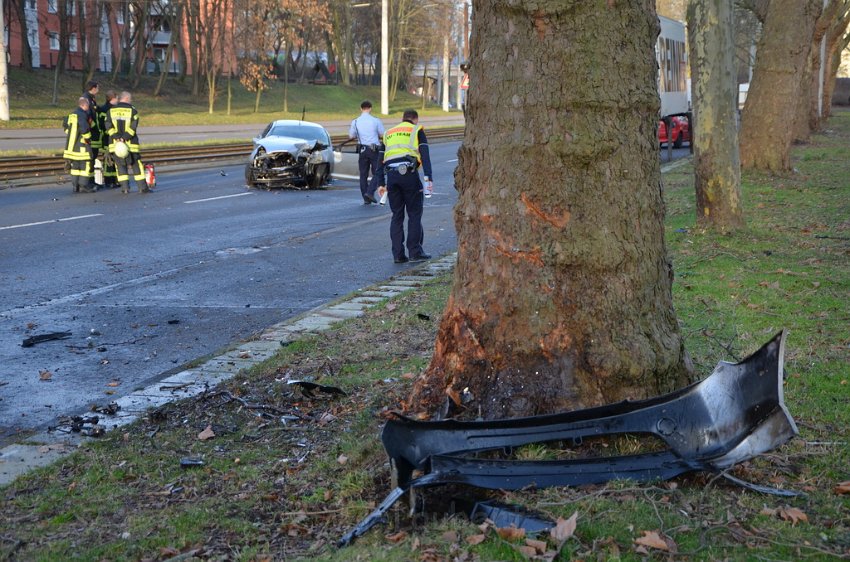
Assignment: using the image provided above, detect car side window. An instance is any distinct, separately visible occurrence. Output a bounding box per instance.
[260,123,272,138]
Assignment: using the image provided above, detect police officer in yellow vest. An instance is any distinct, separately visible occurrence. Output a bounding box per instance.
[62,97,96,193]
[382,109,433,263]
[105,91,150,194]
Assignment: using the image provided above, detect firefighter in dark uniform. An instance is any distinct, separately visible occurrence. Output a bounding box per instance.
[62,97,96,193]
[105,91,150,194]
[98,90,119,188]
[382,109,433,263]
[83,81,102,184]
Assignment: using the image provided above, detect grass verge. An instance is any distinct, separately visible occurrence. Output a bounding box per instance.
[1,114,849,561]
[0,68,460,130]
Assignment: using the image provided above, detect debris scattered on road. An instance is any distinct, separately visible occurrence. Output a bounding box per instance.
[91,402,121,415]
[21,331,72,347]
[49,415,103,436]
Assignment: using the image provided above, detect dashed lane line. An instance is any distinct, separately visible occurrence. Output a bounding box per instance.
[184,192,253,204]
[0,213,103,231]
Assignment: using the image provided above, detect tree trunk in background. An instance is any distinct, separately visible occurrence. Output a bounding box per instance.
[12,0,33,70]
[687,0,743,232]
[739,0,821,173]
[409,0,692,420]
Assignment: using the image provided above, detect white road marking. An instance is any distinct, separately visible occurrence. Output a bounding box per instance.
[185,192,253,204]
[0,213,103,231]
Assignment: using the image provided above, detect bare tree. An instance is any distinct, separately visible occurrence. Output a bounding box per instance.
[687,0,744,232]
[8,0,34,70]
[409,0,691,419]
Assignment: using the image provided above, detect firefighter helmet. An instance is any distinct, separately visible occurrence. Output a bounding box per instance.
[113,140,129,159]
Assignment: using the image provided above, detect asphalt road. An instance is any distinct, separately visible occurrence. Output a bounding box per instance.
[0,141,461,446]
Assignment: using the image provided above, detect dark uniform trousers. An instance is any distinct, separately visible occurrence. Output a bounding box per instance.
[386,168,425,260]
[358,146,381,200]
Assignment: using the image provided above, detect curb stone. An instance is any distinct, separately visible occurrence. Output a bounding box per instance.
[0,254,457,487]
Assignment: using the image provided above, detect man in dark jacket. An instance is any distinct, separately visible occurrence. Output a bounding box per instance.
[105,91,150,194]
[382,109,434,263]
[63,97,95,193]
[83,81,102,183]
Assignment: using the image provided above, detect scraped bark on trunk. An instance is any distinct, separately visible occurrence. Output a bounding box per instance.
[687,0,744,231]
[409,0,692,420]
[739,0,821,173]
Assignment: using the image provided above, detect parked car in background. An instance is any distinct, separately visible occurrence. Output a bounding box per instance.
[245,120,335,189]
[658,115,690,148]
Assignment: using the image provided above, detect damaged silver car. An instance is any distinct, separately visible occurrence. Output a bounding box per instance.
[245,120,334,189]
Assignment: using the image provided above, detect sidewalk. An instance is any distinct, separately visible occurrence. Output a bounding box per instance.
[0,254,457,487]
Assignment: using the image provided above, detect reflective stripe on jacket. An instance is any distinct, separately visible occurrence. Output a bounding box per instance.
[105,103,141,153]
[383,122,421,164]
[63,108,91,161]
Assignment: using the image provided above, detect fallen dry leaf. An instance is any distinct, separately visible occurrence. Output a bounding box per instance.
[106,380,120,387]
[834,481,850,495]
[337,454,349,465]
[39,370,52,381]
[385,530,407,543]
[634,530,669,551]
[441,530,458,543]
[401,372,416,380]
[525,538,547,553]
[516,545,537,557]
[496,525,525,541]
[778,507,808,526]
[465,534,486,545]
[197,425,215,441]
[550,511,578,542]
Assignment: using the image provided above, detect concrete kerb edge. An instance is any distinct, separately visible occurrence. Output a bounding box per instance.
[0,253,458,487]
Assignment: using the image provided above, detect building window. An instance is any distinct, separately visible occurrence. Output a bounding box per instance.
[69,33,78,52]
[66,1,76,16]
[48,31,59,50]
[116,10,124,25]
[47,0,56,13]
[26,0,37,9]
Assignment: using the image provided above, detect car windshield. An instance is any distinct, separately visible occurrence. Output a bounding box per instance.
[267,124,328,144]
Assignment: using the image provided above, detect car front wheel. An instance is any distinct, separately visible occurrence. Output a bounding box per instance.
[308,164,328,189]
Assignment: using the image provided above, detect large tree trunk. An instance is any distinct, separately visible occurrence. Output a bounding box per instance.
[739,0,821,173]
[409,0,692,420]
[688,0,744,232]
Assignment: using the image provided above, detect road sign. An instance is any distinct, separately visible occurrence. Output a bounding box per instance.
[460,73,469,90]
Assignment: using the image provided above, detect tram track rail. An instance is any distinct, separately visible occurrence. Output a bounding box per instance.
[0,126,465,185]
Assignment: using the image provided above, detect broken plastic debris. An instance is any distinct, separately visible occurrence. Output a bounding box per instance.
[21,331,72,347]
[339,331,799,546]
[287,380,347,398]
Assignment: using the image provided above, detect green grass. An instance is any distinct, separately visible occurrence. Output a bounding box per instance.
[1,67,459,129]
[1,113,849,560]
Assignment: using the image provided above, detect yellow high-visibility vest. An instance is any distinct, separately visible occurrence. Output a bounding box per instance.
[383,122,421,164]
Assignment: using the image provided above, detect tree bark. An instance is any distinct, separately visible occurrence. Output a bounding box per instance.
[11,0,33,70]
[739,0,821,173]
[687,0,744,232]
[409,0,692,420]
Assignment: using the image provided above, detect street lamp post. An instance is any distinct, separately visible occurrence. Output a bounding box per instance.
[381,0,388,115]
[0,0,10,121]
